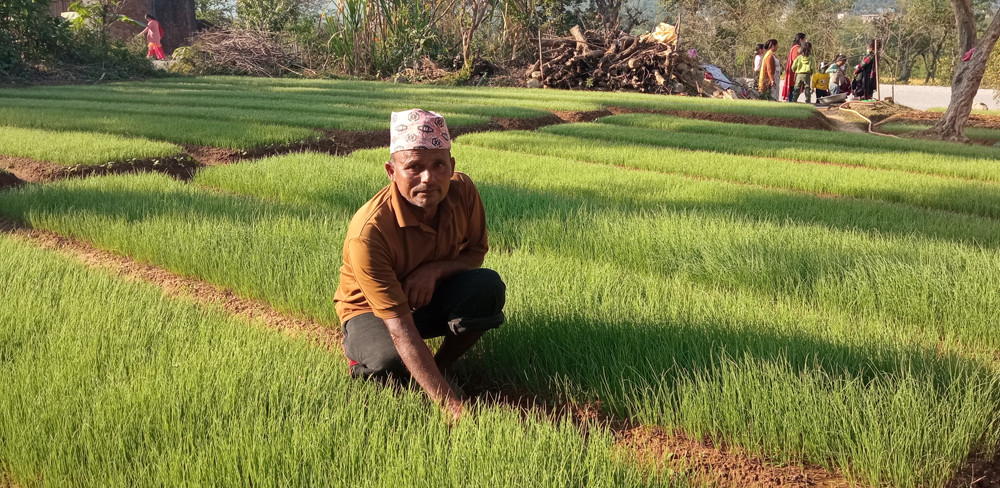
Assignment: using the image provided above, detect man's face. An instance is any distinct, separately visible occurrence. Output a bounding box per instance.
[386,148,455,209]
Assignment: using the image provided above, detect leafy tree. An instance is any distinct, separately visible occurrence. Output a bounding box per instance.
[0,0,69,76]
[237,0,304,31]
[873,0,955,82]
[918,0,1000,141]
[196,0,236,25]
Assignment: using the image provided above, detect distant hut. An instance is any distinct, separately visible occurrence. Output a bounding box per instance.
[49,0,196,54]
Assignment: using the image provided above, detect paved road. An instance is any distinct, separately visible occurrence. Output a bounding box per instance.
[869,84,996,111]
[773,81,998,110]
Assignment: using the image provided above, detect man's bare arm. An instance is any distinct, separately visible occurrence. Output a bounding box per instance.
[383,313,462,420]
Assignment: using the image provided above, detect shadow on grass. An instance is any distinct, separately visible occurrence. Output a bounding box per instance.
[3,175,998,343]
[478,180,1000,249]
[2,176,997,384]
[474,311,1000,407]
[2,172,997,487]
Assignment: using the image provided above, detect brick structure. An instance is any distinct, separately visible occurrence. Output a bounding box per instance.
[48,0,196,54]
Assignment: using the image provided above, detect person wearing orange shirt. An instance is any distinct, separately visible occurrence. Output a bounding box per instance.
[758,39,780,100]
[334,109,506,422]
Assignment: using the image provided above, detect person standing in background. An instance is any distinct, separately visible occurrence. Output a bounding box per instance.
[789,41,816,103]
[140,14,165,60]
[753,43,765,89]
[758,39,780,100]
[854,40,879,100]
[782,33,806,101]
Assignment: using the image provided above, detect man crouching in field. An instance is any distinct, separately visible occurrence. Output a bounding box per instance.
[334,109,506,422]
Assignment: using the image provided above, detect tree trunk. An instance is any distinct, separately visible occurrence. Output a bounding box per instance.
[150,0,197,54]
[921,1,1000,141]
[925,30,949,83]
[897,53,920,83]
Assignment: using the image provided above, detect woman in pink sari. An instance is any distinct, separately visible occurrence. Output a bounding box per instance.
[781,33,805,101]
[140,14,165,60]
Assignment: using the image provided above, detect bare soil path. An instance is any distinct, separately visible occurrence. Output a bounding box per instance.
[819,108,868,134]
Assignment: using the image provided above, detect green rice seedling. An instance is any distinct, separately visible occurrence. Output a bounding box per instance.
[0,174,349,323]
[9,149,1000,350]
[194,149,1000,350]
[597,113,1000,161]
[0,234,674,487]
[200,149,1000,249]
[460,129,1000,219]
[0,106,317,148]
[0,126,181,165]
[481,250,1000,488]
[542,121,1000,182]
[928,106,993,115]
[5,147,1000,487]
[0,91,491,130]
[879,122,1000,142]
[9,84,552,120]
[120,76,818,119]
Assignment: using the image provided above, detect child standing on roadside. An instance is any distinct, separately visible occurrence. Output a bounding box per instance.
[812,61,831,99]
[790,41,816,103]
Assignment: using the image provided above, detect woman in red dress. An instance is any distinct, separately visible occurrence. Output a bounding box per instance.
[781,33,806,101]
[140,14,165,60]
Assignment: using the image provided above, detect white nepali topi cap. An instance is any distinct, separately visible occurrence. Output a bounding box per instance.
[390,109,451,154]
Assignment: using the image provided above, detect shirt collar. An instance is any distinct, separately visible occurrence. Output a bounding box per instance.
[390,182,422,228]
[389,180,456,231]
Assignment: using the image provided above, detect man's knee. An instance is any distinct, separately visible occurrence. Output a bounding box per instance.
[446,268,506,335]
[458,268,506,315]
[343,313,407,378]
[471,267,506,300]
[350,347,405,378]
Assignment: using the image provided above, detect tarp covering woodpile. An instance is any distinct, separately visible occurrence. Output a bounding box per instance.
[525,24,724,97]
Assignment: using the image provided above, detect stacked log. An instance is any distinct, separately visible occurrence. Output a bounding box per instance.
[525,26,723,97]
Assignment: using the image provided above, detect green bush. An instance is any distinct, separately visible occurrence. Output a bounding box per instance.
[0,0,71,79]
[60,29,156,80]
[0,0,154,84]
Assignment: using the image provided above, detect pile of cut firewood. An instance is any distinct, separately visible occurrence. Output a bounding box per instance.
[173,30,303,77]
[525,26,723,96]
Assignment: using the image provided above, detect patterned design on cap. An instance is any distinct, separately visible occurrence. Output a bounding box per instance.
[390,109,451,154]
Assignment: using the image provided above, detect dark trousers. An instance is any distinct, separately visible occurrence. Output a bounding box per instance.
[342,268,506,378]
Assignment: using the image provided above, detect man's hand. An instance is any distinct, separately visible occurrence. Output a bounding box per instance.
[403,260,481,310]
[384,315,464,423]
[402,262,442,310]
[442,395,463,424]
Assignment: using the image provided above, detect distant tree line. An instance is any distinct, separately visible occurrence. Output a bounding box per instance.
[657,0,998,86]
[187,0,660,77]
